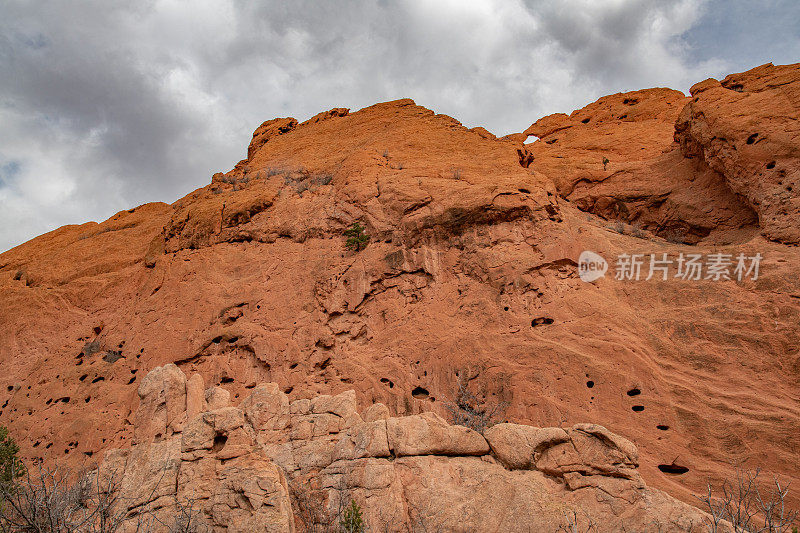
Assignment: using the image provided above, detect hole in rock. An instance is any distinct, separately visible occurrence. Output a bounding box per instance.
[658,463,689,475]
[220,376,234,384]
[93,325,103,335]
[84,397,90,403]
[618,114,627,119]
[284,386,293,394]
[504,306,509,311]
[581,118,590,124]
[91,377,105,383]
[632,405,644,412]
[290,363,298,369]
[380,378,394,389]
[746,133,759,145]
[627,388,641,396]
[127,377,136,384]
[623,98,639,105]
[212,434,228,453]
[657,425,669,431]
[766,161,776,169]
[531,317,554,327]
[586,381,594,388]
[518,188,531,194]
[411,386,430,400]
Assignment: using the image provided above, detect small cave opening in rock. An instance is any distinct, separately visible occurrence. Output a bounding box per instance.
[518,188,531,194]
[658,463,689,475]
[531,317,554,327]
[766,161,776,169]
[284,386,293,394]
[746,133,759,144]
[581,118,590,124]
[627,388,641,397]
[380,378,394,389]
[586,381,594,388]
[411,386,430,400]
[220,376,234,384]
[657,425,670,431]
[211,434,228,453]
[631,405,645,412]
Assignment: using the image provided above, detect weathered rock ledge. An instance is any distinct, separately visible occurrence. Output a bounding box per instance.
[99,364,711,532]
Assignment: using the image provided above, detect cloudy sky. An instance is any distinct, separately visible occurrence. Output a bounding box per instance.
[1,0,798,252]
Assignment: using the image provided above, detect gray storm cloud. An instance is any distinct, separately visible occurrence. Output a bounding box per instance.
[0,0,797,252]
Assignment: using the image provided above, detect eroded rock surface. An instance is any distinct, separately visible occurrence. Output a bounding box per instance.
[100,366,709,532]
[674,63,800,244]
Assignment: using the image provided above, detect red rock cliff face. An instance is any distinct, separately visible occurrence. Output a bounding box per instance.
[0,64,799,514]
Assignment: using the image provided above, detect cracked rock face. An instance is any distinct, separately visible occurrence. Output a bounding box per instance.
[100,366,708,532]
[1,64,799,519]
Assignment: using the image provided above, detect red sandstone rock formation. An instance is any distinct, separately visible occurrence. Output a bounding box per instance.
[0,63,799,526]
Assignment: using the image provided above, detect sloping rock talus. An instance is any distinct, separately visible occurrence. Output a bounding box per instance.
[99,365,710,532]
[0,63,799,516]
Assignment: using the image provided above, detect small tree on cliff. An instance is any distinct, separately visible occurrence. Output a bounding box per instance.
[344,223,369,252]
[0,426,24,496]
[339,499,365,533]
[444,368,507,434]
